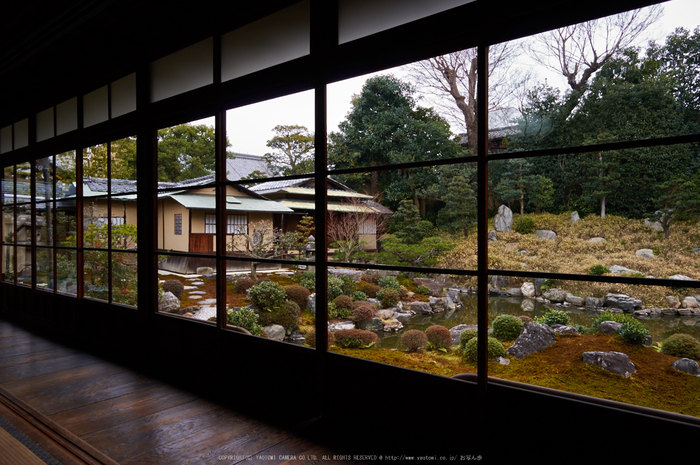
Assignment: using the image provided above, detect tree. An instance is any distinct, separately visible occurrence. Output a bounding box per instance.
[157,124,221,182]
[328,75,464,212]
[377,235,455,278]
[649,174,700,239]
[388,200,435,245]
[328,197,388,263]
[264,125,315,176]
[228,220,295,280]
[436,175,476,236]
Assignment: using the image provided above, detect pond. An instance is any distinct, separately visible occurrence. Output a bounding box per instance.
[372,295,700,349]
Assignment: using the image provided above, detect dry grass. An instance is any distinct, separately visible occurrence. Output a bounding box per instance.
[439,212,700,306]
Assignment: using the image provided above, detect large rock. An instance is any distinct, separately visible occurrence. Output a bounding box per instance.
[665,296,681,308]
[644,218,663,230]
[672,358,700,376]
[488,230,498,242]
[554,325,579,336]
[521,282,536,298]
[507,322,557,359]
[604,293,642,312]
[534,229,557,240]
[382,318,403,332]
[358,318,384,332]
[582,351,636,377]
[609,265,637,275]
[670,274,692,281]
[328,268,365,281]
[196,266,214,275]
[597,321,622,334]
[570,211,580,223]
[450,324,477,346]
[413,278,443,297]
[306,293,316,315]
[636,249,654,259]
[263,324,285,341]
[405,301,433,314]
[494,205,513,232]
[491,275,509,289]
[543,288,567,303]
[565,294,585,307]
[158,291,181,313]
[585,297,604,308]
[682,296,699,309]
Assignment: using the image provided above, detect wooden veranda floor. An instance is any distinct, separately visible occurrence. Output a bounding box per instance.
[0,319,365,465]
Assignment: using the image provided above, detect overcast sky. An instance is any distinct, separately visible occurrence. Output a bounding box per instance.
[194,0,700,157]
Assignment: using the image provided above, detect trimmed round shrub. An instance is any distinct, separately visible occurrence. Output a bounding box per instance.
[352,290,369,301]
[161,279,184,299]
[248,281,287,311]
[284,284,311,309]
[660,333,700,360]
[415,285,431,295]
[492,314,525,341]
[618,318,650,346]
[351,304,377,322]
[334,329,380,348]
[589,264,610,276]
[327,276,346,301]
[513,215,536,234]
[298,270,315,291]
[357,282,381,298]
[425,325,452,351]
[376,288,399,308]
[542,309,571,326]
[233,277,255,294]
[378,276,401,290]
[360,273,380,284]
[328,302,351,320]
[401,330,428,352]
[459,329,479,351]
[463,337,506,363]
[304,327,335,349]
[257,301,301,332]
[226,308,264,336]
[332,294,354,311]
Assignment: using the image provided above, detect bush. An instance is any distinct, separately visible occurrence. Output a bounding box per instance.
[660,333,700,360]
[401,330,428,352]
[360,273,380,284]
[459,329,479,351]
[332,294,354,311]
[591,311,633,332]
[618,318,650,346]
[376,288,400,308]
[589,264,610,276]
[334,329,380,348]
[299,270,315,291]
[338,275,356,296]
[351,304,377,322]
[463,337,506,363]
[352,291,369,301]
[492,314,524,341]
[257,300,301,332]
[513,215,536,234]
[357,282,381,298]
[425,325,452,351]
[247,281,287,311]
[226,308,264,336]
[328,302,351,320]
[541,309,571,326]
[327,277,346,301]
[415,285,431,295]
[378,276,401,290]
[284,284,311,309]
[161,279,184,299]
[304,327,335,349]
[233,277,255,294]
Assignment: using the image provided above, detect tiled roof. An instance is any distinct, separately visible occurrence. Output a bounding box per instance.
[225,153,271,181]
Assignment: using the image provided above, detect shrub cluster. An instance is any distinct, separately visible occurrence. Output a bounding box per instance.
[226,308,264,336]
[304,327,335,349]
[357,282,381,298]
[458,329,478,352]
[360,273,381,284]
[351,304,377,322]
[589,264,610,276]
[328,302,351,320]
[463,337,506,363]
[284,284,310,309]
[492,314,524,341]
[378,276,401,291]
[298,270,315,291]
[376,288,399,308]
[660,333,700,360]
[352,291,369,301]
[248,281,287,311]
[513,215,537,234]
[591,311,650,345]
[161,279,184,299]
[233,277,256,294]
[256,301,301,332]
[541,309,571,326]
[334,329,380,348]
[425,325,452,351]
[415,285,431,295]
[401,329,428,352]
[332,295,354,311]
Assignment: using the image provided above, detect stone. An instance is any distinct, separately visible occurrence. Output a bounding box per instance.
[450,324,477,346]
[196,267,215,275]
[158,291,180,313]
[533,278,547,296]
[495,357,510,365]
[644,218,663,230]
[588,237,606,243]
[306,293,316,315]
[507,288,522,296]
[382,318,403,332]
[489,288,509,296]
[328,268,365,282]
[405,301,433,314]
[445,289,461,304]
[604,293,642,312]
[488,230,498,242]
[585,297,604,308]
[413,278,443,297]
[494,205,513,232]
[506,322,557,359]
[491,275,509,289]
[609,265,637,274]
[329,321,355,332]
[376,309,395,319]
[202,273,216,279]
[670,274,693,281]
[665,296,681,308]
[521,282,536,298]
[692,248,700,254]
[636,249,655,259]
[570,211,580,223]
[264,324,285,341]
[429,297,455,312]
[534,229,557,240]
[672,358,700,376]
[597,321,622,334]
[358,318,384,332]
[565,294,585,307]
[554,325,579,336]
[543,288,567,303]
[682,296,699,308]
[188,290,206,295]
[582,351,636,377]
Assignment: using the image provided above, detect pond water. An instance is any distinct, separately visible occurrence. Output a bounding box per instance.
[373,295,700,349]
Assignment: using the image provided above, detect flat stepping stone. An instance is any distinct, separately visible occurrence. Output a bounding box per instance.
[199,299,217,305]
[191,281,205,286]
[188,291,207,295]
[184,286,198,290]
[189,295,203,300]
